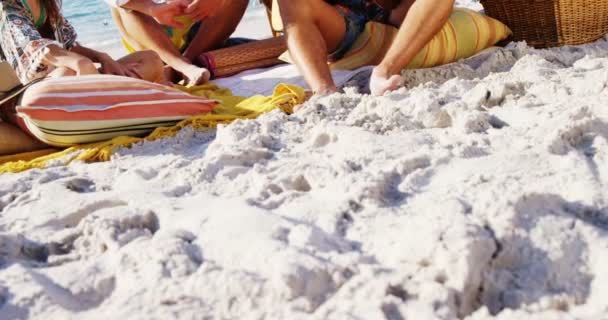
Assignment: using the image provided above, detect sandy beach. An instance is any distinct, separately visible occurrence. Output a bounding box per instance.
[1,0,608,319]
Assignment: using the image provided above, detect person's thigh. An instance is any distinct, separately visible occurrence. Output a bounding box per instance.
[278,0,347,52]
[217,0,248,22]
[117,50,166,83]
[47,67,77,78]
[0,121,47,155]
[111,8,156,51]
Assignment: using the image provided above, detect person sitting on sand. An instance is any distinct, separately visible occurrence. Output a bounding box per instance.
[0,0,166,155]
[104,0,249,85]
[276,0,455,96]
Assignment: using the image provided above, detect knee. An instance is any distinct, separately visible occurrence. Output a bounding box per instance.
[277,0,315,22]
[140,50,162,63]
[47,67,77,78]
[138,50,165,70]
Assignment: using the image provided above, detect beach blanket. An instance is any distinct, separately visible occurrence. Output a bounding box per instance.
[214,64,369,96]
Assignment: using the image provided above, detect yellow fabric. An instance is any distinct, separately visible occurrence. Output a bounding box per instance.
[280,8,512,70]
[0,148,59,165]
[0,83,306,174]
[123,16,195,53]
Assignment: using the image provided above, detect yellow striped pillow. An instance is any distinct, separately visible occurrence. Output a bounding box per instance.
[332,8,511,70]
[280,8,511,70]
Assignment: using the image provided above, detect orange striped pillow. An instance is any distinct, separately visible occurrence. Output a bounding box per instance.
[16,75,217,147]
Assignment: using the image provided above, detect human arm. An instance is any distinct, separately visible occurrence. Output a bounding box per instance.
[0,1,97,82]
[377,0,454,77]
[371,0,454,95]
[41,45,98,75]
[70,44,139,77]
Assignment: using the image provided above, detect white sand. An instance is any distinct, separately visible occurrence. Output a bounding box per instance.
[2,1,608,319]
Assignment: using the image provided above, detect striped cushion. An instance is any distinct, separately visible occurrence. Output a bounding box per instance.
[280,8,511,70]
[332,8,511,70]
[16,75,217,147]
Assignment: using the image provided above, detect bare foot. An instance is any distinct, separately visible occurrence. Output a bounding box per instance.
[370,67,404,96]
[182,66,211,86]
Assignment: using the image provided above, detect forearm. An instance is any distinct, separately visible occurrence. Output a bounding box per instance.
[379,0,454,75]
[70,43,110,63]
[42,44,96,73]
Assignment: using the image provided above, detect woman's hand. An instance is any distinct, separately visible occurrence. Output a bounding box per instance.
[42,45,99,76]
[98,54,140,78]
[185,0,225,22]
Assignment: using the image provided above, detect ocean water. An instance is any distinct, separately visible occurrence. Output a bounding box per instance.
[62,0,268,58]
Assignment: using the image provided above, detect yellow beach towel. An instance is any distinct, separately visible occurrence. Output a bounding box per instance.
[0,83,305,174]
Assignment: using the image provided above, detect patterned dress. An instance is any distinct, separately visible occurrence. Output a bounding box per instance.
[0,0,77,83]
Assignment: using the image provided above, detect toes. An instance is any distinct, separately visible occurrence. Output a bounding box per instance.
[187,68,211,86]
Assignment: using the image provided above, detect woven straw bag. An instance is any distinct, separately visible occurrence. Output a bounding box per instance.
[480,0,608,48]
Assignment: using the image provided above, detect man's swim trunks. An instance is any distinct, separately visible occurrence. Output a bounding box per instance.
[326,0,392,61]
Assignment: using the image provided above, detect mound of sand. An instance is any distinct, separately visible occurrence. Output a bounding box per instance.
[1,2,608,319]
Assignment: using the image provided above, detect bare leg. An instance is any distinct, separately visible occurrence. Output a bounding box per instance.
[117,50,168,84]
[111,8,210,86]
[48,67,77,78]
[277,0,347,94]
[0,122,47,156]
[183,0,249,61]
[49,52,167,84]
[371,0,453,95]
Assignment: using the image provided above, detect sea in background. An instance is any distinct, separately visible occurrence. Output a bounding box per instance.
[62,0,270,58]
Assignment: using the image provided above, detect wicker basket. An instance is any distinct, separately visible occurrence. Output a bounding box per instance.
[480,0,608,48]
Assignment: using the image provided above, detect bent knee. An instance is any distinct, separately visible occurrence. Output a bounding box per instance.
[277,0,317,21]
[138,50,162,63]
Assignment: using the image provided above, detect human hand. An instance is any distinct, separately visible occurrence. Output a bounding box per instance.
[98,54,140,78]
[146,0,189,28]
[185,0,225,22]
[369,66,404,96]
